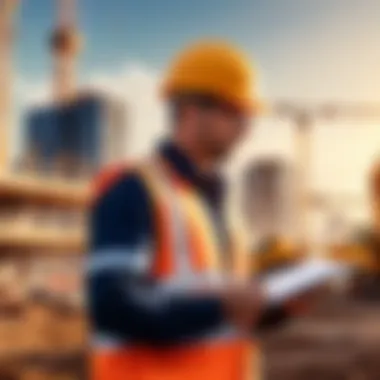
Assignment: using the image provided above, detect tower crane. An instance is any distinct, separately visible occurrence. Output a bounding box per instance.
[272,102,380,249]
[50,0,82,103]
[0,0,18,171]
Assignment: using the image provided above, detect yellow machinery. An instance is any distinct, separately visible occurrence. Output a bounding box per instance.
[252,236,305,275]
[328,235,380,274]
[327,234,380,298]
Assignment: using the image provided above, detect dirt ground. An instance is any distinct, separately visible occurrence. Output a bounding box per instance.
[262,299,380,380]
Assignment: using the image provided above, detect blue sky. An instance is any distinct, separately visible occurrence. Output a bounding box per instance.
[17,0,380,101]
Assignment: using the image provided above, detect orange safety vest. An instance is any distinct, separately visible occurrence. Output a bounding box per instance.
[90,158,262,380]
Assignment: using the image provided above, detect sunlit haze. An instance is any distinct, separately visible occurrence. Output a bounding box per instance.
[14,0,380,218]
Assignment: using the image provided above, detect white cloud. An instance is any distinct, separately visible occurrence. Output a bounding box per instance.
[15,76,51,106]
[86,62,166,158]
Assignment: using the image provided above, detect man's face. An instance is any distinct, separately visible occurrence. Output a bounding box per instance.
[191,101,252,160]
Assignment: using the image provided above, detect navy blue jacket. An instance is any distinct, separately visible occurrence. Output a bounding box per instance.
[88,142,229,345]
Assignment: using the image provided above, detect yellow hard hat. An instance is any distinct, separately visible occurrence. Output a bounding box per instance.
[162,40,263,114]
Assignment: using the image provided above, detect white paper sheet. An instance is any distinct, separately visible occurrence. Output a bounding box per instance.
[262,258,351,306]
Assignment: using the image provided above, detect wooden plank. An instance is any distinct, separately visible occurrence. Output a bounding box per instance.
[0,228,86,252]
[0,173,91,208]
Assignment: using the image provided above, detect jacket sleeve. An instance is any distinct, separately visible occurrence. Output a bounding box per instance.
[88,172,224,346]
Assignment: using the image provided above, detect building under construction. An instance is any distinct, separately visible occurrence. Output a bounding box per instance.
[0,1,126,378]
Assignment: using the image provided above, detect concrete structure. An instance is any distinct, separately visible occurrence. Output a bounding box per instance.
[23,93,127,178]
[243,158,296,239]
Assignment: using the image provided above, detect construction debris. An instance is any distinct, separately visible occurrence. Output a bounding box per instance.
[263,298,380,380]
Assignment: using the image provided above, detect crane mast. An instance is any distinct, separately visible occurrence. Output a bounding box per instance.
[51,0,81,104]
[0,0,18,171]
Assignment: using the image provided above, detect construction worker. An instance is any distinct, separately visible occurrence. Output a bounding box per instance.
[88,40,265,380]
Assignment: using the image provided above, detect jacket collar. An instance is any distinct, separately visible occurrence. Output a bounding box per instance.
[158,140,225,204]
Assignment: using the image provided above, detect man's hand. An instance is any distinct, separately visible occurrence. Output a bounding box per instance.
[220,281,264,332]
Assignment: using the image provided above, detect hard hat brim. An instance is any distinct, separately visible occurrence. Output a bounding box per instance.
[162,85,266,117]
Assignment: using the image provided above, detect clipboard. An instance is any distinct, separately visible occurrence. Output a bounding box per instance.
[262,258,351,306]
